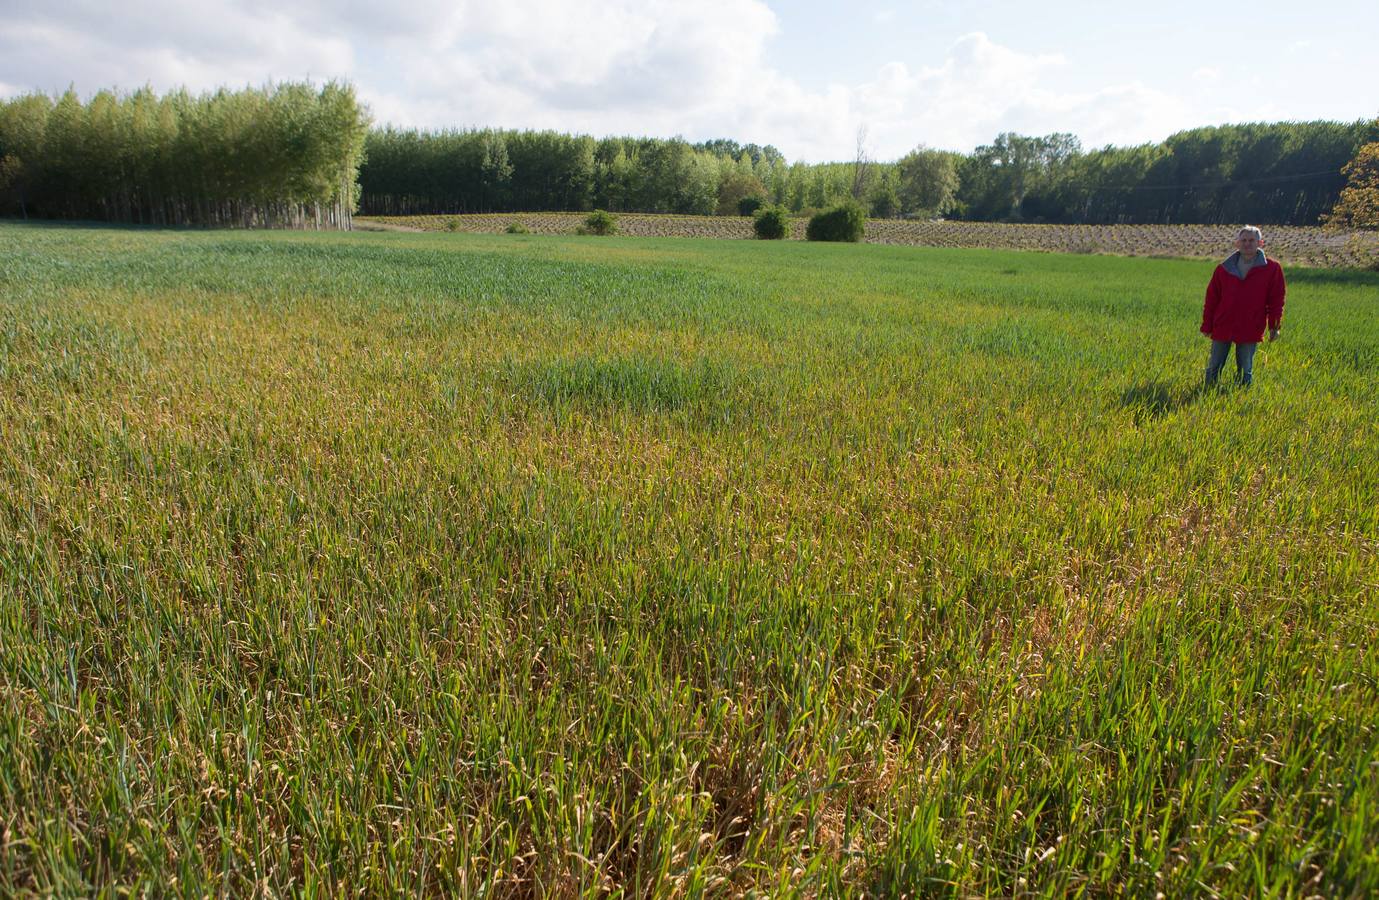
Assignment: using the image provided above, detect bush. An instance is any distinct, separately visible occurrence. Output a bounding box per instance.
[582,209,617,236]
[806,201,866,242]
[738,196,765,217]
[504,222,530,234]
[868,182,899,219]
[444,218,461,232]
[752,205,789,240]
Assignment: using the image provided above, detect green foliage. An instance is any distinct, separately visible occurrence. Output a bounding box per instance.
[469,130,515,212]
[353,119,1379,227]
[359,130,784,218]
[806,201,866,242]
[581,209,617,235]
[737,195,764,217]
[958,132,1082,221]
[692,138,785,169]
[358,127,600,215]
[969,120,1379,226]
[0,154,22,196]
[1324,140,1379,230]
[867,173,901,219]
[629,139,718,215]
[896,146,961,218]
[505,221,531,234]
[716,169,767,216]
[752,204,789,239]
[0,82,369,227]
[8,89,1361,229]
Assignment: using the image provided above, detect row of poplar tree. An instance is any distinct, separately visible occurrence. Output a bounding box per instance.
[0,80,1373,228]
[359,120,1379,225]
[0,82,368,228]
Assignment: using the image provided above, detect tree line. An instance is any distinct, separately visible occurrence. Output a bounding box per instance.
[960,122,1379,224]
[359,119,1379,226]
[0,80,1373,228]
[0,82,369,228]
[358,129,783,217]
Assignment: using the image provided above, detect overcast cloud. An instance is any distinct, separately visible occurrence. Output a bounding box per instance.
[1,1,1374,162]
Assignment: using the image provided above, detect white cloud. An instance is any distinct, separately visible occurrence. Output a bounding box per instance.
[0,2,1248,161]
[0,2,353,94]
[845,33,1071,156]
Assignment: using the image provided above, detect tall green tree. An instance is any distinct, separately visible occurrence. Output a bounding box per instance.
[0,93,51,218]
[345,118,1377,226]
[958,132,1080,220]
[0,81,368,228]
[479,131,513,212]
[895,146,960,218]
[1324,140,1379,229]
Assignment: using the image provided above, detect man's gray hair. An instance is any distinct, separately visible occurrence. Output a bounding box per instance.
[1237,225,1263,240]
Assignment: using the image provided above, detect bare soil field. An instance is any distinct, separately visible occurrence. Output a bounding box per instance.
[361,212,1379,268]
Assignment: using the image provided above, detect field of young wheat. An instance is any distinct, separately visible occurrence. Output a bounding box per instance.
[2,221,1376,895]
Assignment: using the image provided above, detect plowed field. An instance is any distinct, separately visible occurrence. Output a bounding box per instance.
[361,212,1379,268]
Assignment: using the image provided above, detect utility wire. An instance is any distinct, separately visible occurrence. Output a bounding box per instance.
[1081,169,1343,192]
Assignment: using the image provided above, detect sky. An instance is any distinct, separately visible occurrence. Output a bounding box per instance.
[1,0,1376,162]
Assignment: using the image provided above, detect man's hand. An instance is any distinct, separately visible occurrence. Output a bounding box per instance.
[1268,328,1280,342]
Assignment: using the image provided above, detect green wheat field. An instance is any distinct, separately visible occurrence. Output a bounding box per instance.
[2,221,1377,896]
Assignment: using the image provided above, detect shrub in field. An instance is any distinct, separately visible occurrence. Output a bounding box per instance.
[445,218,462,232]
[505,222,530,234]
[806,201,866,242]
[581,209,618,236]
[738,196,765,217]
[753,205,789,240]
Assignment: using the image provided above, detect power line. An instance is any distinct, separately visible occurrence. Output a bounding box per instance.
[1084,169,1343,193]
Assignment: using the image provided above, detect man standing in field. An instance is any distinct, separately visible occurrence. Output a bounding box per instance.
[1201,225,1285,386]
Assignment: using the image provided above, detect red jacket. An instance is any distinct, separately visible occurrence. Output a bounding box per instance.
[1201,254,1286,343]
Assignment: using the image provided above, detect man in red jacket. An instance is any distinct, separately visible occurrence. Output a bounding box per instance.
[1201,225,1285,386]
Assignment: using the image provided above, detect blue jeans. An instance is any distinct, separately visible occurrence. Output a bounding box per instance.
[1205,340,1257,386]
